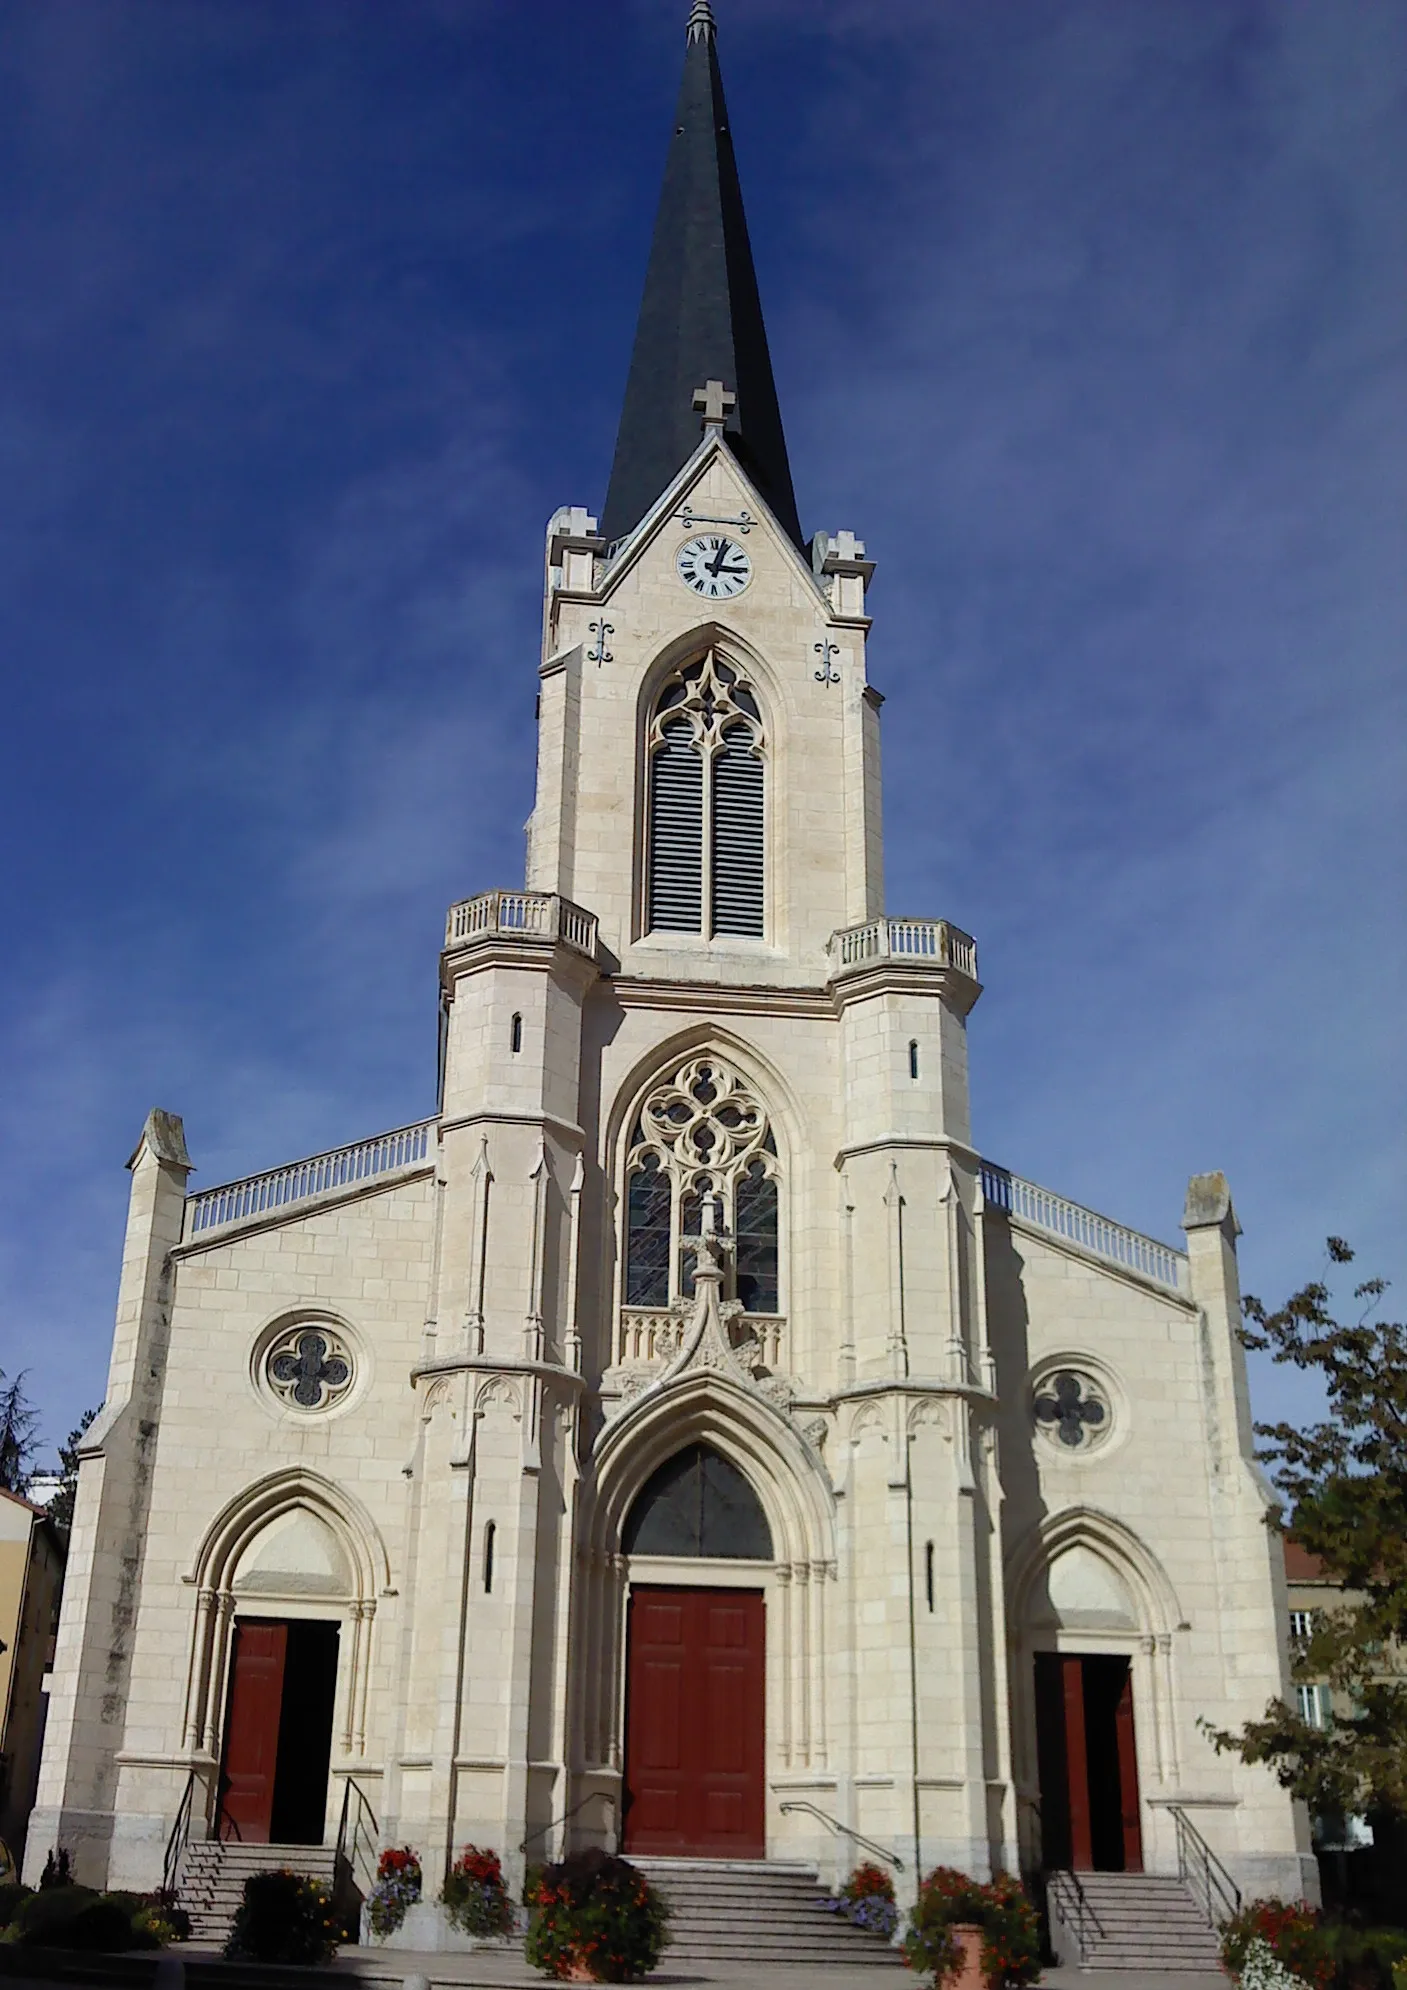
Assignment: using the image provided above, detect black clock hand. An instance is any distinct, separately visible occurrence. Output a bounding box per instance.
[707,542,728,577]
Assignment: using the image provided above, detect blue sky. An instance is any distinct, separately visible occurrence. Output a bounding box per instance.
[1,0,1402,1463]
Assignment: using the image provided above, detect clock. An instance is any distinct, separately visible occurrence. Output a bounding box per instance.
[676,534,752,599]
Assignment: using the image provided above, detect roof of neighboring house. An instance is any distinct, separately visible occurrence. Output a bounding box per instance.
[1284,1536,1332,1582]
[0,1485,45,1518]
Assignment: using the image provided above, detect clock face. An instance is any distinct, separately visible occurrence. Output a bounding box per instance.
[676,534,752,599]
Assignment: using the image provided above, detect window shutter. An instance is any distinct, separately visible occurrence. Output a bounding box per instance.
[648,723,703,933]
[711,731,764,937]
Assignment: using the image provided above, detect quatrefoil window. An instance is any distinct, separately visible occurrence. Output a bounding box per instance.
[266,1325,353,1412]
[1033,1369,1108,1451]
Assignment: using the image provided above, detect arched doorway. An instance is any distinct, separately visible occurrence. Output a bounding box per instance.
[621,1444,771,1859]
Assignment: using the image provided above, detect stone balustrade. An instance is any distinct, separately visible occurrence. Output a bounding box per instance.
[443,889,598,959]
[185,1119,435,1240]
[618,1306,786,1372]
[828,916,978,979]
[980,1161,1189,1294]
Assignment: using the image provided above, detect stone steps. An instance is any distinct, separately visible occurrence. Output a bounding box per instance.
[177,1841,339,1948]
[1047,1871,1224,1972]
[629,1857,904,1964]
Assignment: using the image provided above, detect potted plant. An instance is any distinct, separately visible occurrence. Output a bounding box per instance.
[441,1845,515,1940]
[525,1849,669,1982]
[223,1870,338,1965]
[818,1862,899,1940]
[902,1868,1040,1988]
[367,1848,423,1942]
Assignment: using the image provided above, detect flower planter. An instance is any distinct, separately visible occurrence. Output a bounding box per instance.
[947,1923,986,1990]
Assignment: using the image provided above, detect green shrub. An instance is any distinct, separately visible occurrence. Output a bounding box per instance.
[902,1867,1041,1987]
[525,1849,669,1982]
[0,1886,32,1931]
[223,1869,338,1965]
[12,1884,143,1952]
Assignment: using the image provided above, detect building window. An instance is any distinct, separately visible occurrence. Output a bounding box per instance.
[1289,1609,1317,1641]
[925,1541,935,1612]
[483,1520,496,1594]
[645,651,765,939]
[623,1053,780,1314]
[510,1013,523,1053]
[909,1039,920,1080]
[1297,1683,1332,1729]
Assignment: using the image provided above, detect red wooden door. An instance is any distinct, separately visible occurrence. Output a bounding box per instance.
[624,1586,765,1858]
[1060,1654,1094,1870]
[219,1620,287,1842]
[1114,1665,1143,1872]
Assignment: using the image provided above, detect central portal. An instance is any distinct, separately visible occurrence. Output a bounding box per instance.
[623,1585,766,1858]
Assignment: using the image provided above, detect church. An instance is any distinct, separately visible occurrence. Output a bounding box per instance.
[28,0,1313,1941]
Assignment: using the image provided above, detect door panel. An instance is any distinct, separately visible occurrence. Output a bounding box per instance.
[624,1586,765,1858]
[1114,1665,1143,1872]
[219,1621,287,1842]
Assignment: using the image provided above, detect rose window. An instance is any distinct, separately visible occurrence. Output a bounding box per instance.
[1033,1369,1109,1451]
[265,1324,354,1412]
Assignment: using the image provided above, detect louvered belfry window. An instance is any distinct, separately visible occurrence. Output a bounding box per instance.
[646,651,765,939]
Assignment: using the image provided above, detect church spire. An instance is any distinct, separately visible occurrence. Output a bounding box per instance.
[599,3,803,550]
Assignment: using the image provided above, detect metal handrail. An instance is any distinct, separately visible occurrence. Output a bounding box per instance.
[520,1792,617,1857]
[334,1776,381,1905]
[1046,1868,1104,1963]
[162,1768,198,1900]
[778,1800,904,1872]
[1170,1804,1241,1927]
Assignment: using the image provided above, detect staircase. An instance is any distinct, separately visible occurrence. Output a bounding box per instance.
[630,1858,904,1965]
[1047,1871,1225,1972]
[178,1839,340,1948]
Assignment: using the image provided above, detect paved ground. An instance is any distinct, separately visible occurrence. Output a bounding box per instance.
[0,1952,1230,1990]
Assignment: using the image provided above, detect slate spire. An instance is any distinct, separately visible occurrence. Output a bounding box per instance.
[600,3,803,550]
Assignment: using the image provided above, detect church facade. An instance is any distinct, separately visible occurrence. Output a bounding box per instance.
[29,3,1312,1912]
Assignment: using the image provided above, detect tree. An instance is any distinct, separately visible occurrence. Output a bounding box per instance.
[0,1369,41,1494]
[1205,1240,1407,1821]
[48,1406,99,1533]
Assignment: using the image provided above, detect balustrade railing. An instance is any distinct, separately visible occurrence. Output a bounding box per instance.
[186,1119,435,1239]
[444,889,598,959]
[1170,1804,1241,1928]
[829,916,977,978]
[617,1307,785,1371]
[980,1162,1188,1294]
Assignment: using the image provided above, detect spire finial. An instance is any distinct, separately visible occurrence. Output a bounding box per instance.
[686,1,716,45]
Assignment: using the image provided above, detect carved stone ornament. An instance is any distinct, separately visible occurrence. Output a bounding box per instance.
[265,1323,354,1413]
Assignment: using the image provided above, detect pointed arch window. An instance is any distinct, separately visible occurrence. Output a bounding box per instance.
[645,651,765,939]
[622,1053,780,1315]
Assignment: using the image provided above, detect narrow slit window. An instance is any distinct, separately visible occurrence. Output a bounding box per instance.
[484,1520,496,1594]
[510,1013,523,1054]
[925,1540,935,1612]
[909,1039,920,1080]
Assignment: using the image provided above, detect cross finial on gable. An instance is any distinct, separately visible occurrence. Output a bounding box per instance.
[693,379,736,432]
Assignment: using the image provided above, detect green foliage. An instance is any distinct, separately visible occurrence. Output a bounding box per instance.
[525,1849,670,1982]
[9,1883,157,1952]
[0,1885,33,1930]
[38,1847,72,1889]
[0,1371,40,1495]
[223,1869,338,1964]
[1221,1899,1407,1990]
[901,1868,1041,1986]
[1204,1242,1407,1821]
[48,1407,98,1533]
[441,1844,515,1938]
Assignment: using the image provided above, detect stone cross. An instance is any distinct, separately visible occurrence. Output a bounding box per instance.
[693,379,736,432]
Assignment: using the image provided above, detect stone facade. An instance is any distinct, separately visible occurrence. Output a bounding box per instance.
[26,427,1313,1906]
